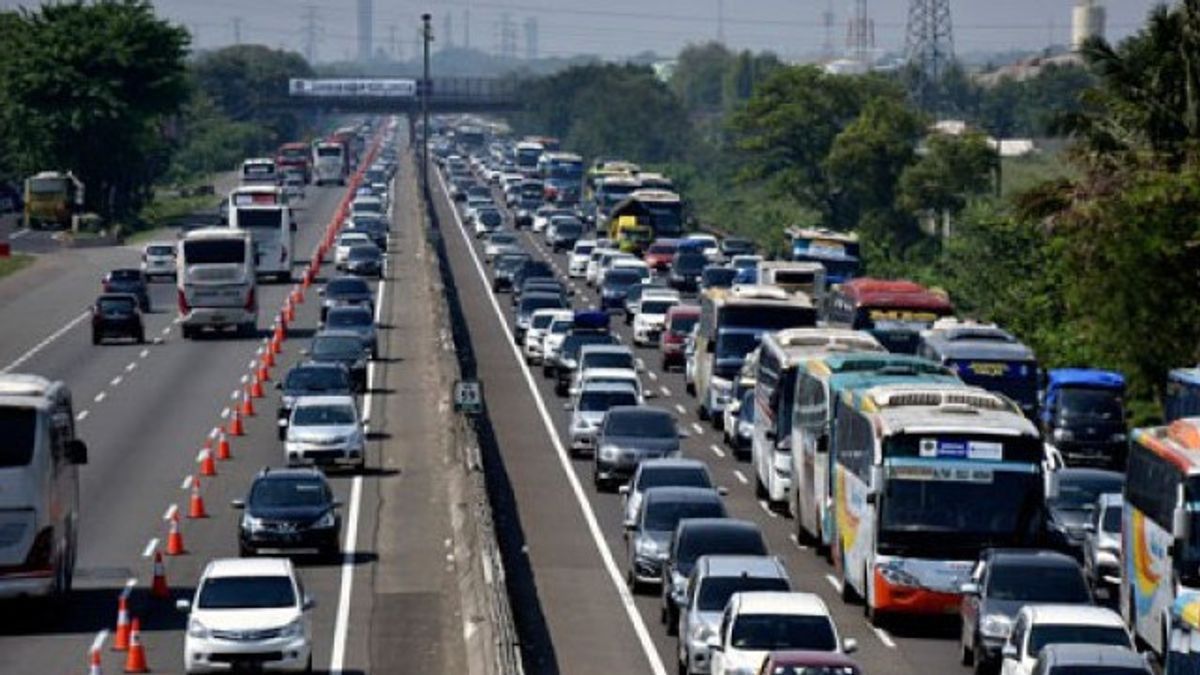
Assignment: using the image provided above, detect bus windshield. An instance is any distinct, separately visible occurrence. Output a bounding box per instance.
[948,360,1039,412]
[645,203,683,236]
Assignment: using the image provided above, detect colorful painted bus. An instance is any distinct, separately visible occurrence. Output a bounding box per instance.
[824,278,955,354]
[786,227,861,284]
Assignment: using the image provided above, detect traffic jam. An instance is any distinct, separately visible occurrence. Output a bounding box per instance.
[430,117,1200,675]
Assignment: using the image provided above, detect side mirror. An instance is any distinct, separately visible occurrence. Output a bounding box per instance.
[231,499,246,510]
[717,486,729,496]
[65,439,88,465]
[303,595,317,611]
[842,638,858,654]
[1001,644,1018,660]
[175,599,191,613]
[959,582,980,595]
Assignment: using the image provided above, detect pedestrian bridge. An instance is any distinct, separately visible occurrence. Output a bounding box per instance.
[284,77,522,113]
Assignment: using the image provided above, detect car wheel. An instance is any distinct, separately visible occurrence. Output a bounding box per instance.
[239,542,254,558]
[136,329,146,344]
[181,325,193,340]
[665,606,678,635]
[696,405,708,421]
[961,635,975,666]
[91,332,100,345]
[305,654,313,672]
[686,381,695,395]
[972,645,990,675]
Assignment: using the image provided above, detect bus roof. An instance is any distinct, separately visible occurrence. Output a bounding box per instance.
[516,141,544,151]
[1170,367,1200,387]
[920,320,1035,362]
[1132,418,1200,474]
[704,284,814,309]
[760,329,884,368]
[805,352,952,379]
[183,227,251,241]
[840,278,954,313]
[786,226,860,244]
[625,189,680,204]
[541,151,582,162]
[1046,368,1125,391]
[600,175,642,188]
[843,383,1032,436]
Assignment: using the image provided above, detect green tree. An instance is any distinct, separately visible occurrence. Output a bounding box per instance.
[190,45,315,150]
[898,132,998,216]
[670,42,734,111]
[0,0,189,217]
[720,50,782,111]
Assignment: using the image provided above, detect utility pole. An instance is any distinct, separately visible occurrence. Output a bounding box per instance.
[905,0,955,110]
[232,16,243,45]
[846,0,873,66]
[357,0,373,63]
[388,24,398,60]
[421,13,432,193]
[300,5,320,65]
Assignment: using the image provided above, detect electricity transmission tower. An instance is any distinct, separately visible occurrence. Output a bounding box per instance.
[300,5,321,64]
[904,0,955,109]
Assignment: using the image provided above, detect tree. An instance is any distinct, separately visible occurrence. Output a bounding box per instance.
[670,42,734,111]
[0,1,189,217]
[898,132,998,216]
[190,45,315,149]
[720,50,782,111]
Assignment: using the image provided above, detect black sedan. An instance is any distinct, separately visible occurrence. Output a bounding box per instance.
[91,293,145,344]
[320,276,375,322]
[234,467,342,558]
[102,268,150,311]
[306,330,370,392]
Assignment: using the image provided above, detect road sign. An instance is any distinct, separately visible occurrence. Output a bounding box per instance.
[454,379,483,414]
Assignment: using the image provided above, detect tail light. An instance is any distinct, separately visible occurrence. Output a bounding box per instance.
[177,288,190,315]
[244,287,257,312]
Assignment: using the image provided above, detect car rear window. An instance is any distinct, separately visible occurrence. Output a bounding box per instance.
[698,576,790,611]
[679,527,766,567]
[636,467,711,491]
[285,367,349,392]
[198,576,296,609]
[605,411,676,438]
[327,278,370,295]
[644,498,725,532]
[250,478,329,507]
[0,407,36,467]
[987,562,1089,603]
[730,614,837,652]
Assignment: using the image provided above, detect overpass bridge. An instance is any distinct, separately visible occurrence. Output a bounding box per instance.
[284,77,523,114]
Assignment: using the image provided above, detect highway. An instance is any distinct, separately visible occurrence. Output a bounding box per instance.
[429,159,973,675]
[0,130,470,674]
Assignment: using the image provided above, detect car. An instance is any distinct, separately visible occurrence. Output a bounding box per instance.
[345,215,388,250]
[276,362,352,439]
[514,292,569,345]
[663,519,768,632]
[491,252,532,292]
[568,240,596,278]
[334,232,373,269]
[140,242,177,280]
[678,555,792,674]
[483,231,520,262]
[568,344,639,395]
[621,458,718,529]
[1046,468,1124,559]
[585,248,611,286]
[549,320,618,393]
[548,217,583,252]
[511,260,556,296]
[724,389,755,452]
[569,382,641,456]
[90,293,145,344]
[540,315,577,372]
[284,395,366,470]
[728,254,763,272]
[633,295,681,347]
[1000,604,1132,675]
[570,367,647,407]
[626,487,727,591]
[594,250,637,288]
[624,283,677,325]
[472,207,504,236]
[322,304,378,359]
[669,252,707,292]
[756,651,863,675]
[524,308,574,364]
[283,171,306,200]
[344,244,383,278]
[532,206,574,232]
[600,268,648,312]
[234,468,341,558]
[102,268,150,311]
[350,195,384,219]
[1030,644,1151,675]
[594,406,684,490]
[177,557,314,673]
[1082,492,1122,590]
[306,330,369,392]
[319,276,374,321]
[700,266,738,292]
[720,237,756,259]
[644,240,679,272]
[961,549,1093,673]
[708,592,855,675]
[685,233,721,261]
[661,305,700,371]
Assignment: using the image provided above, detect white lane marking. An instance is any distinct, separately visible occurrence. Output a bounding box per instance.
[125,362,136,372]
[161,326,171,335]
[247,359,256,369]
[110,376,122,387]
[758,500,779,519]
[220,407,230,419]
[825,574,841,592]
[240,373,249,384]
[90,629,109,653]
[152,336,164,344]
[709,443,725,458]
[9,228,31,239]
[647,371,658,381]
[209,427,220,440]
[2,310,89,373]
[93,391,106,403]
[142,538,158,558]
[674,403,687,415]
[76,410,89,422]
[691,422,704,436]
[873,626,897,648]
[139,348,150,358]
[172,316,183,324]
[437,168,668,675]
[122,577,136,596]
[163,503,177,521]
[181,475,193,490]
[230,389,240,400]
[733,469,749,484]
[330,183,387,675]
[660,386,672,397]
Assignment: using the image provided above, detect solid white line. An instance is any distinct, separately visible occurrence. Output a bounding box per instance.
[142,538,158,558]
[825,574,841,592]
[10,228,31,239]
[691,422,704,436]
[2,310,89,373]
[90,629,109,653]
[436,167,668,675]
[709,443,725,458]
[76,410,89,422]
[93,391,106,403]
[163,503,177,521]
[110,376,122,387]
[873,626,897,648]
[733,469,749,484]
[758,500,779,519]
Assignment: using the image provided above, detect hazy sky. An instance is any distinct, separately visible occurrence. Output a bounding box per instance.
[21,1,1173,63]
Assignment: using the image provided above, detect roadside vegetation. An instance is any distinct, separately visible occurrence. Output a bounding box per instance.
[0,253,33,280]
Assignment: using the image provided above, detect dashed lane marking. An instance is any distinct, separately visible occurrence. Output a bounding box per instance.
[873,626,897,649]
[76,410,89,422]
[163,503,177,521]
[125,362,137,372]
[733,470,749,484]
[758,500,779,519]
[709,444,725,458]
[142,538,158,558]
[674,403,687,415]
[660,386,672,397]
[691,422,704,436]
[93,391,106,403]
[181,475,193,490]
[647,371,658,381]
[139,348,150,358]
[110,376,122,387]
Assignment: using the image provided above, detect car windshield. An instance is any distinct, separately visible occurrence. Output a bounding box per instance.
[520,296,566,313]
[352,201,381,213]
[146,245,174,256]
[643,498,724,532]
[987,564,1090,602]
[490,233,517,245]
[642,300,677,315]
[197,576,296,609]
[563,334,617,358]
[184,239,245,264]
[293,404,357,426]
[1058,388,1123,420]
[1027,624,1132,655]
[697,577,790,612]
[574,244,595,256]
[606,270,643,287]
[550,320,573,335]
[583,353,634,370]
[1052,475,1124,511]
[532,313,560,330]
[579,390,639,412]
[496,255,530,272]
[339,234,370,246]
[479,211,503,226]
[0,407,36,467]
[285,368,347,392]
[98,297,136,312]
[717,332,762,359]
[669,316,699,334]
[606,412,676,438]
[312,337,363,358]
[109,269,141,280]
[730,614,837,651]
[637,467,710,491]
[327,279,370,296]
[250,478,329,508]
[675,255,706,273]
[326,309,372,328]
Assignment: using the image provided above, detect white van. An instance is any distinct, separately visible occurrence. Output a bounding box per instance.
[177,228,258,338]
[0,374,87,599]
[240,158,279,186]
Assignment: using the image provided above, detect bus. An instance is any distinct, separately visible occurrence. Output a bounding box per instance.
[832,383,1045,622]
[239,158,279,186]
[227,186,295,282]
[824,278,955,354]
[786,227,862,284]
[791,353,959,552]
[1122,419,1200,657]
[538,151,585,204]
[177,227,257,339]
[312,141,347,186]
[594,174,642,220]
[275,142,311,183]
[22,171,83,229]
[515,141,544,176]
[758,261,827,306]
[916,318,1039,418]
[694,285,818,426]
[751,329,885,509]
[608,189,685,240]
[1167,591,1200,674]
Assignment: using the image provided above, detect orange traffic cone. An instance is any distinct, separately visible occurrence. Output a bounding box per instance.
[292,287,304,305]
[188,479,208,519]
[88,645,103,675]
[271,333,283,355]
[285,299,295,323]
[250,374,264,399]
[199,446,217,477]
[240,387,255,417]
[216,431,232,461]
[262,347,275,368]
[150,551,170,600]
[227,408,244,437]
[166,514,185,556]
[112,595,131,651]
[123,618,148,673]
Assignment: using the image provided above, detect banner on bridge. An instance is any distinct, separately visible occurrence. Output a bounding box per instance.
[288,78,418,98]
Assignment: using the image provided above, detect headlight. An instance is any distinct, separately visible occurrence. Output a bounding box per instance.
[980,613,1013,639]
[280,618,304,639]
[1053,428,1074,442]
[243,515,265,532]
[187,617,210,639]
[315,511,337,528]
[635,537,659,557]
[690,623,716,644]
[1111,432,1127,442]
[599,445,618,460]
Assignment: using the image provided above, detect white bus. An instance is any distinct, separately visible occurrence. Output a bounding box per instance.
[751,329,884,510]
[240,158,279,186]
[177,227,258,339]
[0,374,87,599]
[312,142,347,186]
[515,141,544,176]
[228,186,295,282]
[1122,419,1200,657]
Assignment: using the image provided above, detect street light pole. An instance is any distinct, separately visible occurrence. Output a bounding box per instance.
[420,13,432,192]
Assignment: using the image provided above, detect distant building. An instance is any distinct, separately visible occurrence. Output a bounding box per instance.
[973,52,1083,88]
[1072,0,1106,52]
[822,58,870,76]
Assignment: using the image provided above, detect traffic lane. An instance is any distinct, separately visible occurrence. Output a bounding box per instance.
[0,183,352,672]
[432,169,661,674]
[510,224,967,674]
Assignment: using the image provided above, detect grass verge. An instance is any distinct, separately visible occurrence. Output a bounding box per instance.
[0,253,34,281]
